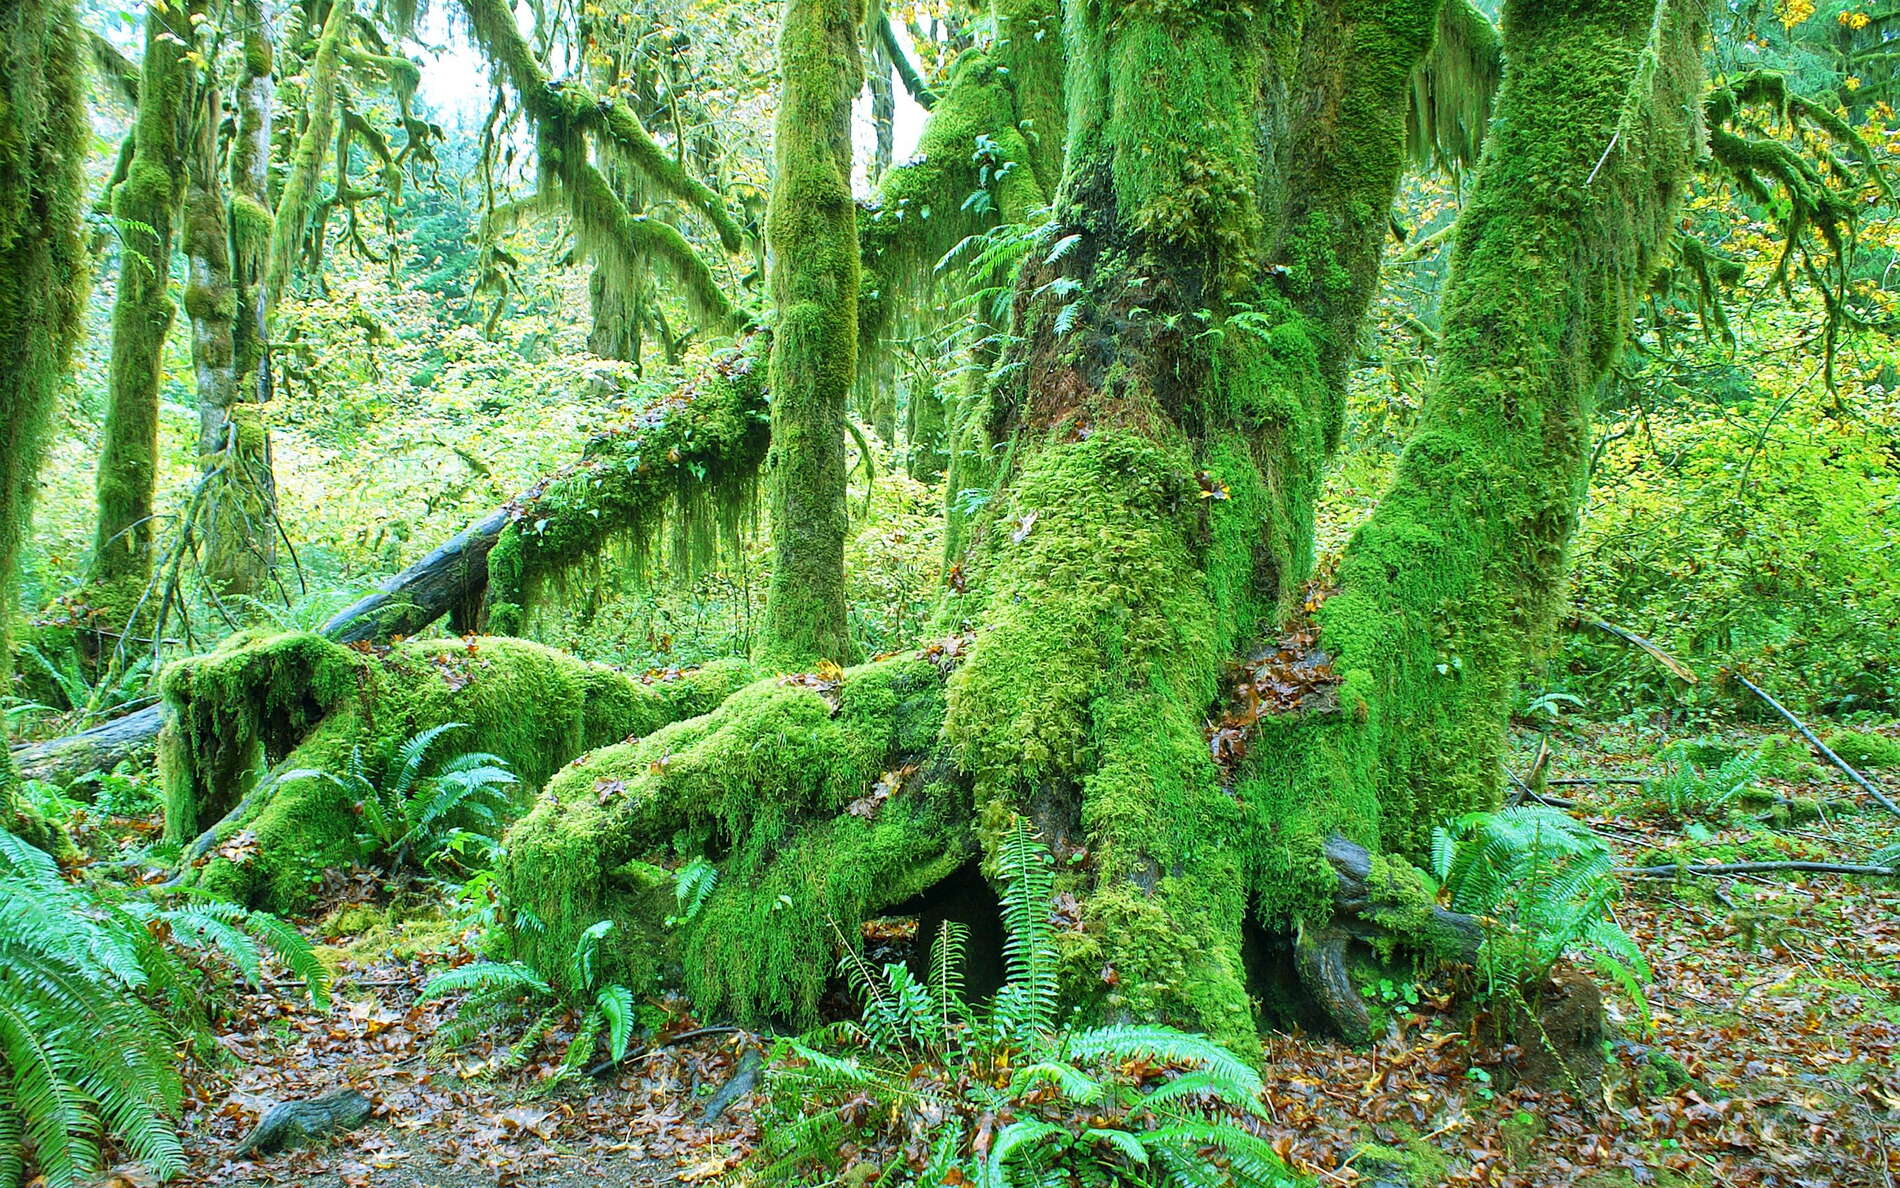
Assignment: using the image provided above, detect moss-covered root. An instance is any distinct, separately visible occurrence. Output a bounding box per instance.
[164,632,754,910]
[0,0,89,842]
[1260,0,1712,869]
[500,658,965,1026]
[756,0,863,672]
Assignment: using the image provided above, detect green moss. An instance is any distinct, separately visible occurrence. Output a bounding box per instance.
[92,5,197,602]
[500,658,965,1025]
[460,0,742,333]
[0,0,89,826]
[757,0,864,672]
[1257,0,1711,877]
[265,0,349,303]
[168,633,753,911]
[481,340,770,635]
[1826,729,1900,770]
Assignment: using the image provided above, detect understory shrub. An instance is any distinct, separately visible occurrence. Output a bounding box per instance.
[1432,806,1650,1017]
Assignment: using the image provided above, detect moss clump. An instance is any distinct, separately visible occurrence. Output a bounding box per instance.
[501,658,966,1026]
[160,631,368,842]
[167,633,753,911]
[1825,729,1900,770]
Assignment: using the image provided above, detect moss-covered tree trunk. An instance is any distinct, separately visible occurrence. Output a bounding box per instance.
[91,0,199,625]
[756,0,862,671]
[1,0,89,837]
[195,1,279,593]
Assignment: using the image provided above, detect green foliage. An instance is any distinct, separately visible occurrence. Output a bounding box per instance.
[758,823,1299,1188]
[0,828,325,1188]
[1643,742,1766,822]
[420,916,638,1079]
[279,722,520,870]
[1432,807,1650,1015]
[1570,372,1899,716]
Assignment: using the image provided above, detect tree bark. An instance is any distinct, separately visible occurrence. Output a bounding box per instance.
[756,0,862,671]
[1,0,90,839]
[90,0,198,624]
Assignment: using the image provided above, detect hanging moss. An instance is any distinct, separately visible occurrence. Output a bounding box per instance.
[266,0,350,306]
[0,0,89,830]
[90,0,199,618]
[482,338,771,635]
[756,0,864,672]
[458,0,744,334]
[166,631,755,910]
[500,657,965,1025]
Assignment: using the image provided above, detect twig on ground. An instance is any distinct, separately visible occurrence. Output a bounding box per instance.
[1621,860,1898,878]
[1730,671,1900,821]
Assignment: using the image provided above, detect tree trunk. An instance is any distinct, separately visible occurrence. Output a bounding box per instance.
[756,0,862,671]
[198,0,280,592]
[90,0,198,627]
[1,0,89,841]
[489,0,1713,1047]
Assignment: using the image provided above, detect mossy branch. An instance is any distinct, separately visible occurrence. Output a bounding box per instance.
[457,0,744,331]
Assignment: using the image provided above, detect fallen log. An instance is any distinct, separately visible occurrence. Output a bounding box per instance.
[11,340,770,785]
[7,520,505,785]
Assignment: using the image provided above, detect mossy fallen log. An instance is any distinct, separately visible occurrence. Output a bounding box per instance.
[164,631,754,912]
[10,338,770,785]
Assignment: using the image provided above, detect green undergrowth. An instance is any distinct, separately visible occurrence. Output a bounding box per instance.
[162,630,752,910]
[500,656,968,1028]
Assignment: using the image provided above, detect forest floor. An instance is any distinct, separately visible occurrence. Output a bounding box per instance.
[106,719,1897,1188]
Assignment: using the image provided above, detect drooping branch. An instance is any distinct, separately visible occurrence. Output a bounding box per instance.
[876,10,936,110]
[457,0,744,332]
[265,0,351,308]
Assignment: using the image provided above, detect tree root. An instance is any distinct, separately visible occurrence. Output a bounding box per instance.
[1294,835,1483,1044]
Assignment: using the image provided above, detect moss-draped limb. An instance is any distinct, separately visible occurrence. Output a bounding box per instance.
[265,0,350,307]
[1,0,90,839]
[90,0,198,614]
[482,337,771,636]
[500,657,966,1025]
[457,0,743,333]
[163,631,756,910]
[756,0,864,672]
[1406,0,1500,169]
[1254,0,1711,890]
